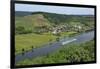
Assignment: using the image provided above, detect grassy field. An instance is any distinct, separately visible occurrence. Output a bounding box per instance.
[15,32,56,55]
[15,31,77,55]
[16,40,95,66]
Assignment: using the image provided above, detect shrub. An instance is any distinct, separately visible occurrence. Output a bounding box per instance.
[16,26,32,34]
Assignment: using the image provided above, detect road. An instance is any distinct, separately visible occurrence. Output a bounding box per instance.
[15,31,94,64]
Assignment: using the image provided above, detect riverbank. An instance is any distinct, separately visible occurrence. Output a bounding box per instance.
[16,40,95,66]
[15,31,77,55]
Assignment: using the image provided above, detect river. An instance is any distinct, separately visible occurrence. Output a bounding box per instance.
[15,31,94,64]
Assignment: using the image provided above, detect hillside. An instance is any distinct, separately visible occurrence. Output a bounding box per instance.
[15,11,94,34]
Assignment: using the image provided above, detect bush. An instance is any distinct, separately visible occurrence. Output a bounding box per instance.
[16,26,24,31]
[16,26,32,34]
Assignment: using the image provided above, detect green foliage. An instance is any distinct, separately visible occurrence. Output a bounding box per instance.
[16,26,32,34]
[16,40,95,66]
[16,26,24,31]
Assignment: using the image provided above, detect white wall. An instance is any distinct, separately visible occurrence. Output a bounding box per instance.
[0,0,99,69]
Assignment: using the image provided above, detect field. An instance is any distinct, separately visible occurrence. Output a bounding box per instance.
[16,40,95,66]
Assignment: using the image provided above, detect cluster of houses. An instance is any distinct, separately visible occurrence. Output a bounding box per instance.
[51,24,82,35]
[35,22,83,35]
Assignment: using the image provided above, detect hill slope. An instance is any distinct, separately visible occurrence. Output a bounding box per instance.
[15,11,94,34]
